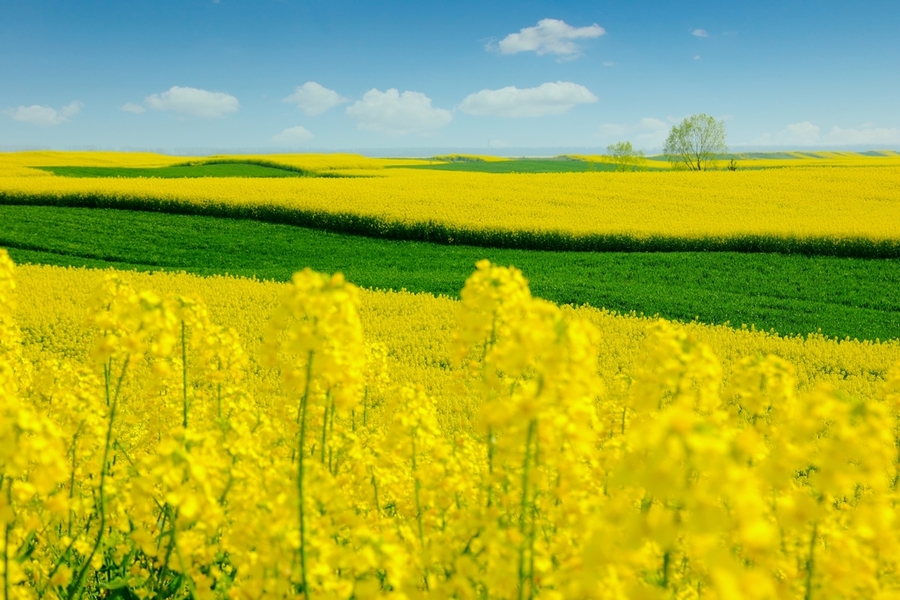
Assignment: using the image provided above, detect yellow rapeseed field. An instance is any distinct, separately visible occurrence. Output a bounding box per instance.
[4,253,900,599]
[4,150,900,597]
[0,151,435,173]
[0,151,189,169]
[3,162,900,246]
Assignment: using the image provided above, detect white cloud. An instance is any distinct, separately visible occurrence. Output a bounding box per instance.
[284,82,347,116]
[3,101,82,126]
[459,81,597,118]
[599,117,671,148]
[270,126,314,145]
[694,55,701,60]
[824,125,900,146]
[750,123,818,147]
[145,86,239,118]
[750,121,900,147]
[60,101,83,118]
[120,102,146,114]
[783,122,821,145]
[602,61,616,67]
[345,88,452,136]
[5,105,62,126]
[691,29,709,38]
[493,18,605,57]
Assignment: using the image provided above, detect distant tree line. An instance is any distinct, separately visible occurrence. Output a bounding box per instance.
[605,141,646,171]
[606,113,732,172]
[663,113,728,171]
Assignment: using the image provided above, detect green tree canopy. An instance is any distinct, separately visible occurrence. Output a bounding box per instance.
[663,114,728,171]
[605,141,647,172]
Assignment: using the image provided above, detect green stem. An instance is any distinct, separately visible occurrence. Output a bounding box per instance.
[411,434,429,591]
[804,522,818,600]
[171,521,197,598]
[486,425,495,508]
[661,551,671,588]
[38,519,92,598]
[517,419,536,600]
[181,321,188,429]
[161,507,179,590]
[155,509,169,556]
[102,362,110,407]
[3,480,11,600]
[482,313,498,509]
[528,429,541,598]
[328,397,336,475]
[363,388,368,427]
[320,395,331,465]
[296,351,313,596]
[891,427,900,490]
[67,425,84,538]
[411,435,425,550]
[528,499,537,600]
[70,357,128,599]
[370,466,380,519]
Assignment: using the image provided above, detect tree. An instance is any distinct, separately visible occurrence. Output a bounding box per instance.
[663,114,728,171]
[605,141,646,172]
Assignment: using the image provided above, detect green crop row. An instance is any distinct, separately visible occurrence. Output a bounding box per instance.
[2,189,900,259]
[3,204,899,342]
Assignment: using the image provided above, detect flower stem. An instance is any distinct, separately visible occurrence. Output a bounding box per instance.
[370,466,380,519]
[320,398,330,464]
[363,388,368,427]
[411,434,425,548]
[518,419,536,600]
[3,479,11,600]
[181,321,188,429]
[486,425,495,508]
[296,351,313,596]
[804,522,818,600]
[70,358,128,599]
[328,397,336,475]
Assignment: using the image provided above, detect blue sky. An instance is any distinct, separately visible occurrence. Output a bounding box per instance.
[1,0,898,153]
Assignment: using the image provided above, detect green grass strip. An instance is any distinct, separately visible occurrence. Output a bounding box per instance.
[2,190,899,259]
[2,204,899,342]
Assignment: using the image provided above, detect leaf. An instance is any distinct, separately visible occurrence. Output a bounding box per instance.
[101,577,131,590]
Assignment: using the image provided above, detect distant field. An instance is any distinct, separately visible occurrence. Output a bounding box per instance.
[35,162,315,178]
[4,164,900,257]
[3,204,899,341]
[0,150,434,168]
[398,158,626,173]
[4,149,900,340]
[38,158,624,177]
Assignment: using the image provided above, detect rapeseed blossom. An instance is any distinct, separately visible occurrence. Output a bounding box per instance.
[3,250,900,598]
